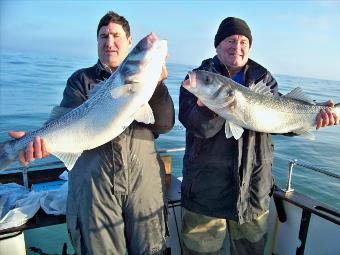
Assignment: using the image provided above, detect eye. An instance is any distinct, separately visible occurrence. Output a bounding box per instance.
[204,75,213,85]
[99,34,108,39]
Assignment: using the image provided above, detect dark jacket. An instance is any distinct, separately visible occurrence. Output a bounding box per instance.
[60,61,175,253]
[62,60,175,196]
[179,56,278,223]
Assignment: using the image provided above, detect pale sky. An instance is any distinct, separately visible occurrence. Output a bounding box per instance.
[1,0,340,81]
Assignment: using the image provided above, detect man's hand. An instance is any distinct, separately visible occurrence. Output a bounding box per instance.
[316,100,340,129]
[9,131,49,166]
[197,99,205,107]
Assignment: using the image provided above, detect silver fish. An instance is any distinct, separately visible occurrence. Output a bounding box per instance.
[182,70,340,140]
[0,33,167,170]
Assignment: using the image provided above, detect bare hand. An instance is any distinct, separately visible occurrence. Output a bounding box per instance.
[316,100,339,129]
[197,99,205,107]
[9,131,49,166]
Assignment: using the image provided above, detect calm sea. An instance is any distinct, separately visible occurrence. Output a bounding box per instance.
[1,52,339,210]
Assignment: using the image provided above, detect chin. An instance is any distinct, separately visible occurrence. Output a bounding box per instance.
[107,60,120,67]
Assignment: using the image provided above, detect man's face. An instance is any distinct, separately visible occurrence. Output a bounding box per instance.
[216,34,250,71]
[97,22,132,70]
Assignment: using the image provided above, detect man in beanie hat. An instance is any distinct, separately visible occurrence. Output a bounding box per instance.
[179,17,338,255]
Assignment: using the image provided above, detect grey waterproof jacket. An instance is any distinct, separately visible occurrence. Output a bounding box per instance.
[179,56,278,224]
[60,61,175,254]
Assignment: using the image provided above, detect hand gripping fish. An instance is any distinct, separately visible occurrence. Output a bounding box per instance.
[0,33,167,170]
[182,70,340,140]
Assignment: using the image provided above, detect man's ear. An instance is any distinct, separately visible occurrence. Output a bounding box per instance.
[128,36,132,48]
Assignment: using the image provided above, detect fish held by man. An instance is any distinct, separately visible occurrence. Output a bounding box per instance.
[182,70,340,140]
[0,33,168,170]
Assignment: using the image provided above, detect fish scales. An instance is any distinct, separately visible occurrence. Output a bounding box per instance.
[0,33,167,170]
[183,70,340,139]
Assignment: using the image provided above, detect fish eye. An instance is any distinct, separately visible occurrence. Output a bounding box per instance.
[134,44,142,52]
[204,75,213,85]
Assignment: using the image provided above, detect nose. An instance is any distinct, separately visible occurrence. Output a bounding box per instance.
[105,35,115,48]
[231,41,241,50]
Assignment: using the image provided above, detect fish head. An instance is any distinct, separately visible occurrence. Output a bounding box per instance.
[119,33,168,87]
[183,70,235,106]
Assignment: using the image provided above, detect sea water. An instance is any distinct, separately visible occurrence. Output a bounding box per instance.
[0,52,339,208]
[1,52,340,254]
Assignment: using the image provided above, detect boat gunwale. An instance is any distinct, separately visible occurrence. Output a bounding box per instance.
[1,165,339,235]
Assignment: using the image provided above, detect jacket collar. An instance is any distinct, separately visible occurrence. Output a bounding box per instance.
[211,56,268,86]
[95,60,112,79]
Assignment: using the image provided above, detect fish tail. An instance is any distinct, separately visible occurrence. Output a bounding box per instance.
[333,103,340,116]
[0,140,18,170]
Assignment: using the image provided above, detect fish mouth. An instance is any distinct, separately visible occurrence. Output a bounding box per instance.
[156,40,167,49]
[156,40,168,63]
[147,33,168,52]
[147,32,158,45]
[182,71,196,89]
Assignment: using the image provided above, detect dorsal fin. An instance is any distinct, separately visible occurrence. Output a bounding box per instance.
[249,81,273,96]
[293,129,315,140]
[283,87,315,105]
[47,106,73,122]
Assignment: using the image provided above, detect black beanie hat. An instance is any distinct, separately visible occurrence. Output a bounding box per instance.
[214,17,252,48]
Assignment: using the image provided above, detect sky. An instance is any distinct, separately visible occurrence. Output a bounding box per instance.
[1,0,340,81]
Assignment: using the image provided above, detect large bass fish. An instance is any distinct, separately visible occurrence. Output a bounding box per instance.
[182,70,340,140]
[0,33,167,170]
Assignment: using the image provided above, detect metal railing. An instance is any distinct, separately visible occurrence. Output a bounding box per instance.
[1,148,186,188]
[2,147,186,172]
[285,159,340,193]
[3,148,339,195]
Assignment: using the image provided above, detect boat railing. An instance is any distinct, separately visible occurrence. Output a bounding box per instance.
[157,147,185,154]
[1,147,186,188]
[3,148,339,195]
[285,159,340,192]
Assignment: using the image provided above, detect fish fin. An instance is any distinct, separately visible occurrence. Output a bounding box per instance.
[110,84,135,99]
[53,152,82,170]
[88,80,106,98]
[134,103,155,124]
[224,122,233,138]
[47,106,73,122]
[229,122,244,140]
[225,121,244,140]
[283,87,316,105]
[249,81,273,96]
[121,117,134,130]
[333,104,340,116]
[294,130,315,140]
[0,141,17,170]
